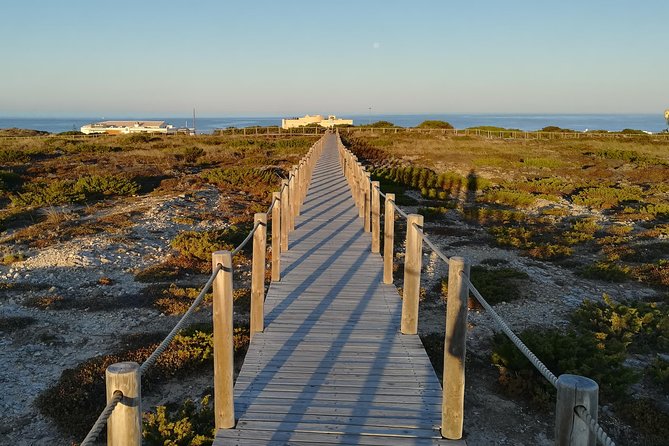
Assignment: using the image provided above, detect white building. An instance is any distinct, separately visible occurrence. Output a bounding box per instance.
[281,114,353,129]
[81,121,175,135]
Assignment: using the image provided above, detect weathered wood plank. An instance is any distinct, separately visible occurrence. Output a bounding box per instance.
[214,134,455,446]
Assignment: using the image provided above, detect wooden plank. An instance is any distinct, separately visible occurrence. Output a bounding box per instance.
[214,134,454,446]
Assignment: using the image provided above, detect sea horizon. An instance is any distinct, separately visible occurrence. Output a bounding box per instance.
[0,113,667,134]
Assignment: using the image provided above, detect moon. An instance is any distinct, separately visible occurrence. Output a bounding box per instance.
[372,42,380,49]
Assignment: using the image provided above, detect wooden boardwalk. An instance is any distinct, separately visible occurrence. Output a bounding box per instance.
[215,134,461,445]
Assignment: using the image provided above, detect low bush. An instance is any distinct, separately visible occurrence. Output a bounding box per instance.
[417,120,454,129]
[0,315,36,333]
[143,396,214,446]
[571,185,643,210]
[571,294,669,353]
[464,266,528,305]
[649,358,669,392]
[11,175,139,207]
[0,149,29,163]
[171,223,253,261]
[577,261,630,282]
[36,325,250,439]
[491,328,637,403]
[199,167,278,196]
[479,189,536,208]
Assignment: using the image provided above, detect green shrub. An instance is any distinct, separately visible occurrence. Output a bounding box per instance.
[199,167,278,196]
[463,266,528,305]
[0,315,36,333]
[526,244,573,260]
[577,262,630,282]
[649,358,669,392]
[143,396,214,446]
[417,120,453,129]
[182,146,205,163]
[491,328,637,403]
[37,326,250,439]
[563,219,601,245]
[11,175,139,206]
[171,224,253,261]
[0,149,29,163]
[572,185,643,210]
[0,170,23,191]
[479,190,536,207]
[571,295,669,353]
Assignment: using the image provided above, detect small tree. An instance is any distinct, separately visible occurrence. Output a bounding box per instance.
[417,120,454,129]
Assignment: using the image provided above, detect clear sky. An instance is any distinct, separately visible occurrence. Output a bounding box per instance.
[1,0,666,117]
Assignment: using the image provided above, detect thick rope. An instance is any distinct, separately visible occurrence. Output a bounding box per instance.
[80,390,123,446]
[266,196,277,214]
[412,224,450,264]
[231,220,262,257]
[139,264,221,375]
[464,274,559,387]
[391,201,409,219]
[574,406,616,446]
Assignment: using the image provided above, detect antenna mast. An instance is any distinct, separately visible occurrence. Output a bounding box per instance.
[193,107,196,136]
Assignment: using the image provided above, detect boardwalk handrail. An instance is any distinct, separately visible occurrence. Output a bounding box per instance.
[339,126,669,141]
[335,130,615,446]
[80,134,326,445]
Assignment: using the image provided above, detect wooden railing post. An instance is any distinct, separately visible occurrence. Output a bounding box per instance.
[555,375,598,446]
[251,213,267,339]
[294,165,301,217]
[357,164,365,218]
[106,362,141,446]
[280,179,289,252]
[441,256,470,440]
[401,214,423,335]
[271,192,281,281]
[212,250,235,429]
[383,193,395,284]
[289,168,296,231]
[364,172,371,232]
[371,181,380,252]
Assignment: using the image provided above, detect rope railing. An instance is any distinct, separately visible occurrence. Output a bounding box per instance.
[79,134,327,446]
[336,133,615,446]
[80,390,124,446]
[464,273,559,387]
[139,264,222,375]
[575,405,616,446]
[412,224,450,265]
[231,220,263,257]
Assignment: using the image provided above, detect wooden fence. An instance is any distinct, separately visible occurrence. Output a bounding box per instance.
[336,132,614,446]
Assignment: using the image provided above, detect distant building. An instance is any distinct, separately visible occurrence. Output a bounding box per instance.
[281,114,353,129]
[80,120,175,135]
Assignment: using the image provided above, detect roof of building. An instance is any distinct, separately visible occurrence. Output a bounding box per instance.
[85,121,166,128]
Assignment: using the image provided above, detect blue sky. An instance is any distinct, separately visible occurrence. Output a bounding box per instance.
[1,0,666,117]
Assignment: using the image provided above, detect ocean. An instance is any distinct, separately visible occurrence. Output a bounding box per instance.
[0,114,666,135]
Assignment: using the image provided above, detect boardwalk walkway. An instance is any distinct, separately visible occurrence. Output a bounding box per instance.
[215,133,459,445]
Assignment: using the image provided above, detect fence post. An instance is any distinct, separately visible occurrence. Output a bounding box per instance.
[555,375,598,446]
[371,181,380,253]
[281,179,289,252]
[364,172,371,232]
[212,251,235,429]
[401,214,423,335]
[271,192,281,281]
[251,213,267,339]
[293,165,301,217]
[357,165,365,218]
[106,362,141,446]
[289,169,296,231]
[383,193,395,284]
[441,256,470,440]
